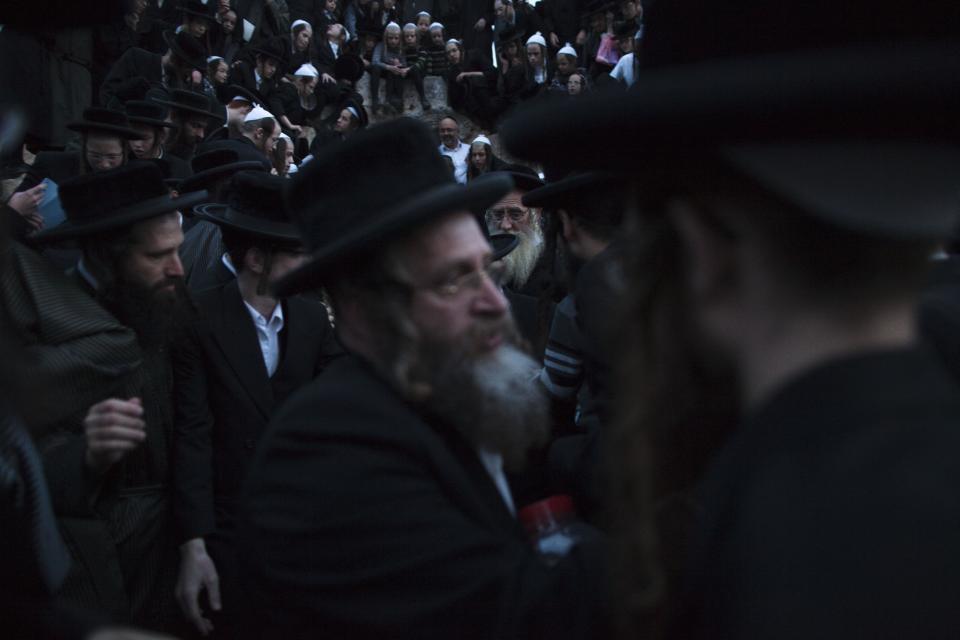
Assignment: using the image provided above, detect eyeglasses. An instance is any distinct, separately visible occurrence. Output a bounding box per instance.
[86,151,124,163]
[485,207,529,224]
[411,261,507,298]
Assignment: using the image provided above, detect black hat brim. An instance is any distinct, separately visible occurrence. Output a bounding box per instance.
[151,96,225,121]
[274,172,514,297]
[162,30,207,70]
[522,172,626,208]
[501,42,960,238]
[490,233,518,261]
[179,160,267,194]
[493,170,543,193]
[66,122,147,140]
[33,189,209,244]
[192,203,301,241]
[127,116,177,128]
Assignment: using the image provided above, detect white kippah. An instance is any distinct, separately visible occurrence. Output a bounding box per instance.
[416,11,431,18]
[429,22,444,31]
[291,19,311,31]
[558,42,577,58]
[472,134,491,146]
[207,55,224,64]
[526,31,546,48]
[403,22,417,30]
[386,21,401,31]
[244,105,275,122]
[446,38,461,47]
[294,63,319,77]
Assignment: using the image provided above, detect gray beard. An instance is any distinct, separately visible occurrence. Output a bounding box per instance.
[500,225,544,289]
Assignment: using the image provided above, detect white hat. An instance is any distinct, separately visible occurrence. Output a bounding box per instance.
[244,105,276,122]
[294,63,320,78]
[291,19,311,32]
[558,42,577,58]
[416,10,431,18]
[207,55,224,65]
[526,31,546,48]
[231,94,254,104]
[429,22,444,31]
[278,132,293,144]
[385,21,401,31]
[472,134,491,146]
[403,22,417,31]
[345,105,360,120]
[446,38,462,48]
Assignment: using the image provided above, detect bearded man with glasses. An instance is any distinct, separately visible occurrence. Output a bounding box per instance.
[235,118,608,640]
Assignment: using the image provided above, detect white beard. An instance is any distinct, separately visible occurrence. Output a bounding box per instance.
[500,224,544,289]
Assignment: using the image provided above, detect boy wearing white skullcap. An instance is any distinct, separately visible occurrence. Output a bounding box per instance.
[526,32,548,85]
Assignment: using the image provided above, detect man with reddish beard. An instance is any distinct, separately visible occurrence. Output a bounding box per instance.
[32,162,208,632]
[235,118,607,640]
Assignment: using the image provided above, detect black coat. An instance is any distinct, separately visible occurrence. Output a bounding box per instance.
[99,47,163,111]
[674,347,960,638]
[919,256,960,384]
[228,60,279,98]
[172,280,339,543]
[236,354,608,639]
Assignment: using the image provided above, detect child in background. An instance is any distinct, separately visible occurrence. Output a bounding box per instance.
[549,43,578,93]
[416,11,432,44]
[421,22,448,76]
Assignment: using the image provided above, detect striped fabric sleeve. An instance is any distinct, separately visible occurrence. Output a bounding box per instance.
[538,295,585,400]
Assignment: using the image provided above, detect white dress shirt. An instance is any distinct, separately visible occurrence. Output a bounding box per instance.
[477,448,516,516]
[243,300,285,377]
[439,141,470,185]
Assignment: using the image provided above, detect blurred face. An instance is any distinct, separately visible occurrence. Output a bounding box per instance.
[213,60,229,83]
[218,0,231,12]
[182,116,208,143]
[620,0,638,19]
[268,247,309,284]
[120,213,185,298]
[494,0,506,17]
[403,28,417,46]
[187,17,208,37]
[334,108,355,133]
[258,122,281,154]
[505,41,518,59]
[438,118,459,148]
[470,144,488,170]
[417,16,430,33]
[258,57,278,79]
[385,30,401,48]
[222,11,236,32]
[556,55,574,75]
[298,76,318,95]
[485,189,534,235]
[431,29,444,46]
[567,74,583,95]
[446,43,461,65]
[295,27,313,51]
[384,0,396,9]
[128,124,159,158]
[618,36,634,54]
[85,134,125,171]
[527,43,543,67]
[325,0,337,11]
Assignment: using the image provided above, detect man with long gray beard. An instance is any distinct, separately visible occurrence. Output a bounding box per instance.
[235,118,607,640]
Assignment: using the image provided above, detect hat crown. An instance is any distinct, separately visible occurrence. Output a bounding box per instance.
[172,29,207,62]
[169,89,212,112]
[80,107,131,129]
[191,148,241,173]
[641,0,960,70]
[287,118,453,254]
[180,0,215,18]
[126,100,168,121]
[60,163,168,226]
[227,171,293,225]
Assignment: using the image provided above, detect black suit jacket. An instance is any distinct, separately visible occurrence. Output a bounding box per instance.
[315,40,338,76]
[172,280,339,542]
[675,348,960,638]
[236,354,608,640]
[99,47,163,110]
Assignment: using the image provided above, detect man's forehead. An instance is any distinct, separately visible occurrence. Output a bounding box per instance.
[403,212,489,269]
[493,189,526,208]
[130,213,183,246]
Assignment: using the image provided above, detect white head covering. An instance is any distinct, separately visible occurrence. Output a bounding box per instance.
[403,22,417,31]
[472,134,492,147]
[526,31,546,48]
[385,21,401,32]
[416,10,431,18]
[294,62,320,77]
[244,105,276,122]
[231,94,254,104]
[429,22,444,31]
[207,55,224,65]
[291,19,312,33]
[278,132,293,144]
[558,42,577,58]
[345,105,360,120]
[446,38,462,48]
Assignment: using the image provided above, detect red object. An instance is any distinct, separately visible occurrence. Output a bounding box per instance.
[518,495,576,541]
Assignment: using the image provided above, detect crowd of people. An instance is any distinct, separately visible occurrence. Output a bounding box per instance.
[4,0,960,639]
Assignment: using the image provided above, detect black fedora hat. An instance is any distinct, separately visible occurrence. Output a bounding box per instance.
[223,84,264,106]
[33,162,208,244]
[490,163,543,193]
[179,148,268,194]
[193,171,300,241]
[501,0,960,239]
[179,0,216,20]
[126,100,176,128]
[66,107,146,140]
[162,29,208,70]
[152,89,224,121]
[522,171,626,209]
[250,37,287,63]
[334,53,365,83]
[274,118,514,297]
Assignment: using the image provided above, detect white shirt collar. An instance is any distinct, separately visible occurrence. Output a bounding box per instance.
[221,252,237,276]
[76,257,100,291]
[477,448,516,516]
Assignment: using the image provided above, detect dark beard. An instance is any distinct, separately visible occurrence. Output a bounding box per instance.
[414,318,550,471]
[99,277,193,349]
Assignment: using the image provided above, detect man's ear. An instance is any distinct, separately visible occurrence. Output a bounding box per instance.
[558,209,577,245]
[668,197,738,303]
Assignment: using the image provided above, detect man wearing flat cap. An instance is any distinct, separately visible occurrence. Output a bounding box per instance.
[28,162,208,630]
[100,29,209,111]
[235,117,607,639]
[502,0,960,636]
[171,171,339,636]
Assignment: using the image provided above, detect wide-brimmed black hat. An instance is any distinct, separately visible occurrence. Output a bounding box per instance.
[179,0,215,20]
[249,37,287,63]
[126,100,176,128]
[496,25,521,44]
[223,84,264,106]
[66,107,146,139]
[162,29,208,70]
[179,148,268,194]
[152,89,224,121]
[33,162,208,244]
[193,171,300,241]
[490,163,544,193]
[334,54,365,82]
[522,171,626,209]
[274,118,514,297]
[501,0,960,239]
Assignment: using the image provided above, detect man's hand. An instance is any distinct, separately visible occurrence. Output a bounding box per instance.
[474,17,486,30]
[321,72,336,84]
[7,182,46,232]
[399,66,410,77]
[388,65,402,75]
[83,398,146,475]
[175,538,222,636]
[549,31,560,48]
[289,124,303,136]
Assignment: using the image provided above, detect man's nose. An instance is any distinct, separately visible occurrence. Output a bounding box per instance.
[166,254,185,278]
[474,272,509,316]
